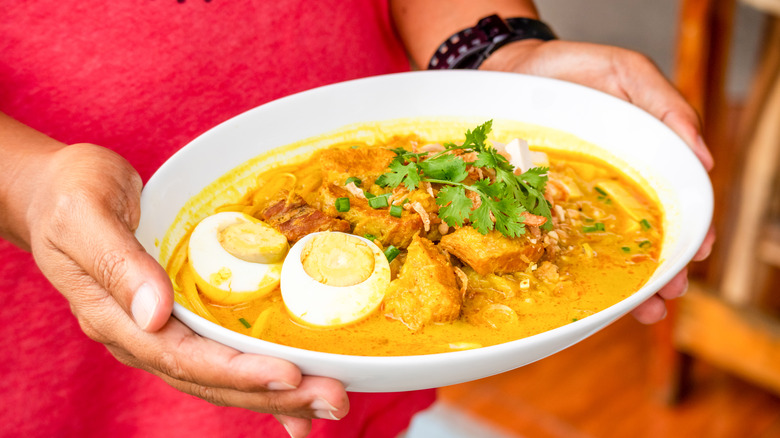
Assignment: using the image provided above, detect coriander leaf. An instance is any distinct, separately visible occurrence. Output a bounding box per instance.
[517,166,549,190]
[469,200,494,235]
[387,147,428,164]
[418,154,469,183]
[502,166,552,230]
[492,197,526,238]
[436,185,472,227]
[472,178,503,199]
[375,160,421,190]
[462,120,492,150]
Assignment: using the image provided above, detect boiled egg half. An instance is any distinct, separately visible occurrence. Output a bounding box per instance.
[281,231,391,328]
[188,211,288,304]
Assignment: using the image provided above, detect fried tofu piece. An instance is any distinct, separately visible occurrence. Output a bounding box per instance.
[382,235,462,331]
[259,190,351,243]
[319,184,423,248]
[319,147,396,186]
[439,226,544,275]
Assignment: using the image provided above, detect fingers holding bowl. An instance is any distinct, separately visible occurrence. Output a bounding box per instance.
[105,316,349,420]
[630,269,690,324]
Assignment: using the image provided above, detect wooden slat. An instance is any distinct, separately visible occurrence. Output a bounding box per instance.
[674,281,780,395]
[758,220,780,267]
[674,0,715,116]
[742,0,780,16]
[720,50,780,304]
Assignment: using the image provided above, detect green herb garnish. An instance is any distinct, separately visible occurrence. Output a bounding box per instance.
[345,176,362,187]
[639,240,652,248]
[621,246,631,253]
[640,218,652,230]
[383,245,400,263]
[364,233,378,241]
[335,197,350,212]
[375,120,551,238]
[368,194,389,209]
[583,222,605,233]
[389,204,403,218]
[238,318,251,329]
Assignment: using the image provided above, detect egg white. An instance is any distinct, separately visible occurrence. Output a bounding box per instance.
[188,211,285,304]
[281,232,391,328]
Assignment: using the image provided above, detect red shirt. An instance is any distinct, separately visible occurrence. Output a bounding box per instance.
[0,1,434,436]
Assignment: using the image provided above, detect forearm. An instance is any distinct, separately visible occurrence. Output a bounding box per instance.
[390,0,540,69]
[0,112,66,250]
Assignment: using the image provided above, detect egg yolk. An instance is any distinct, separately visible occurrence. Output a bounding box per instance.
[218,221,288,263]
[301,233,374,287]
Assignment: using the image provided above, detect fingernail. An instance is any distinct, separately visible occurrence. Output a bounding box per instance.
[694,237,713,261]
[696,135,714,171]
[282,421,294,438]
[310,398,337,411]
[311,398,341,420]
[314,410,340,420]
[680,277,690,297]
[131,283,159,330]
[267,381,297,390]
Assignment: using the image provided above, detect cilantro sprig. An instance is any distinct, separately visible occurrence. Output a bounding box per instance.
[376,121,552,238]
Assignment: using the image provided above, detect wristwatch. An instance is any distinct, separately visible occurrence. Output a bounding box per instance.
[427,15,557,70]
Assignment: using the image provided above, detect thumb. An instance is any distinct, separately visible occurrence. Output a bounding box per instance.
[58,201,175,332]
[94,197,176,331]
[125,246,176,332]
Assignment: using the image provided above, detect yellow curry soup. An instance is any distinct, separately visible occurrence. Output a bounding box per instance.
[166,122,662,356]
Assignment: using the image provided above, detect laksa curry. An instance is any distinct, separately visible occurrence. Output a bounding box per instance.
[165,120,662,356]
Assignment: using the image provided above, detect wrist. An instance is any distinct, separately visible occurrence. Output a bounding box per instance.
[0,144,64,250]
[479,38,546,72]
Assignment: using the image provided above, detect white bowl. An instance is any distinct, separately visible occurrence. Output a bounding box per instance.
[136,71,713,392]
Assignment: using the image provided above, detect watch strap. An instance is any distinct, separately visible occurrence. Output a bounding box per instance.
[427,15,556,70]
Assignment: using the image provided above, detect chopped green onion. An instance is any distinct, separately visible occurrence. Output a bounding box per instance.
[345,176,362,187]
[368,195,389,209]
[639,240,652,248]
[389,204,403,218]
[365,192,376,199]
[238,318,251,329]
[350,145,359,149]
[621,246,631,253]
[335,197,350,212]
[583,222,605,233]
[383,245,400,263]
[364,233,378,241]
[640,219,652,230]
[594,186,608,196]
[572,318,579,322]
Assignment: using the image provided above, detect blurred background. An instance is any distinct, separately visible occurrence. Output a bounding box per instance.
[406,0,780,436]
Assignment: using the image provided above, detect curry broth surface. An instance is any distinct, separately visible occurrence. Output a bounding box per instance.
[170,134,662,356]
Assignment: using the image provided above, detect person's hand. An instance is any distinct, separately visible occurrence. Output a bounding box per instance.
[483,40,716,323]
[23,143,348,437]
